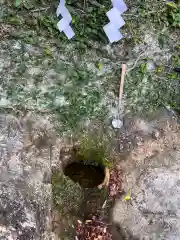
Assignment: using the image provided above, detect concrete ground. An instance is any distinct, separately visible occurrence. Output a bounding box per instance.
[113,110,180,239]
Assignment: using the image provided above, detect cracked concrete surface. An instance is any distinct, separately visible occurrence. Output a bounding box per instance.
[0,114,52,239]
[113,111,180,239]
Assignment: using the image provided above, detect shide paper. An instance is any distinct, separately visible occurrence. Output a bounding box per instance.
[103,0,127,43]
[56,0,127,43]
[56,0,75,39]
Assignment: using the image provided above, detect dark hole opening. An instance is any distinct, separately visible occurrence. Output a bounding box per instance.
[64,161,105,188]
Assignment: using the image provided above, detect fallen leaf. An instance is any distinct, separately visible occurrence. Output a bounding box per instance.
[166,2,177,8]
[124,194,131,201]
[44,47,52,56]
[97,62,103,70]
[85,220,92,223]
[72,17,76,24]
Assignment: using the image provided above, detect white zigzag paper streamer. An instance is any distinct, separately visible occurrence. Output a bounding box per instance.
[103,0,127,43]
[56,0,75,39]
[56,0,127,42]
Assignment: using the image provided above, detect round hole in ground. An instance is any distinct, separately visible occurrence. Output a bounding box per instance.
[63,161,105,188]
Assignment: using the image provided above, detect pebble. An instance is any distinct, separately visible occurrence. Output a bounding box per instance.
[112,119,123,129]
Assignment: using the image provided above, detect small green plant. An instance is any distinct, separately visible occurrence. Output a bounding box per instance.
[15,0,35,9]
[140,62,148,74]
[52,170,83,215]
[75,134,112,168]
[166,1,180,27]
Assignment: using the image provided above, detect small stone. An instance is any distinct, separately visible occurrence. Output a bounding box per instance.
[146,60,156,72]
[112,119,123,129]
[152,131,160,139]
[0,98,11,107]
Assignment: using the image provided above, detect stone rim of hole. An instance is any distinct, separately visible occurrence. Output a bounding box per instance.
[59,143,110,189]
